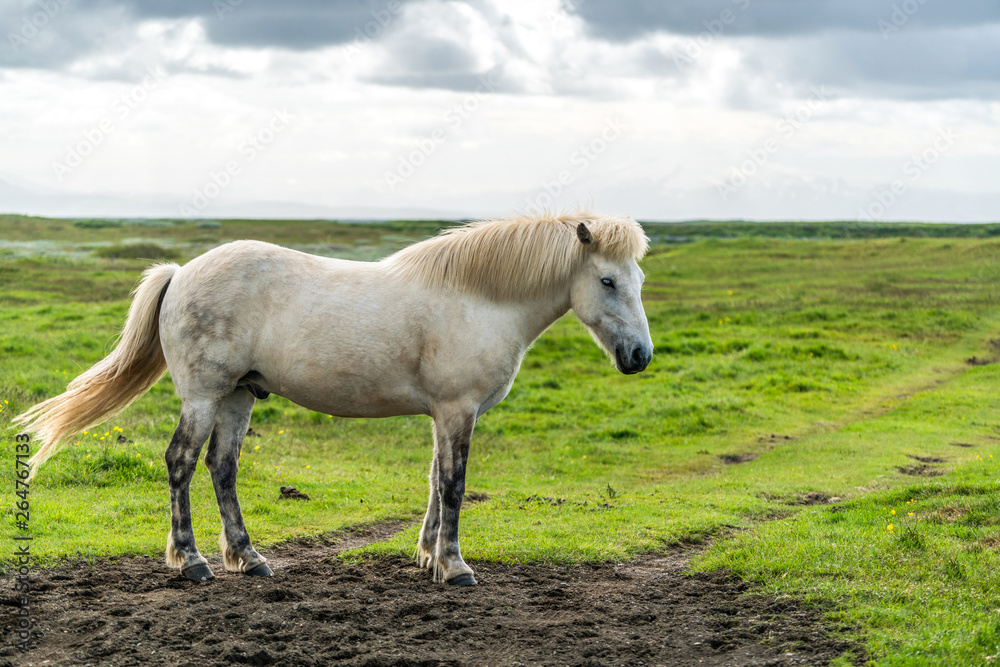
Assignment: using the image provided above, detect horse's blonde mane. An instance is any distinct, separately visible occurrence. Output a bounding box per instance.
[383,211,648,300]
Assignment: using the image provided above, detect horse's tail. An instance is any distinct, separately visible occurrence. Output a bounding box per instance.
[15,263,179,478]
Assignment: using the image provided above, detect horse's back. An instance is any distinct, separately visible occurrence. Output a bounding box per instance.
[160,241,323,356]
[158,241,432,415]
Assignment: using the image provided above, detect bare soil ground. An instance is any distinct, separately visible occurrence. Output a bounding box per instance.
[3,524,861,666]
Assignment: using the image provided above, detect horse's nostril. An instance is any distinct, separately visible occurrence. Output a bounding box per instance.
[628,346,651,372]
[617,345,650,374]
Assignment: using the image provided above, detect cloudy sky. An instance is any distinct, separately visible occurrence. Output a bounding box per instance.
[1,0,998,221]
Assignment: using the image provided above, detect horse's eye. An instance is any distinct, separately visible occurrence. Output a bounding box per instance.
[601,277,615,289]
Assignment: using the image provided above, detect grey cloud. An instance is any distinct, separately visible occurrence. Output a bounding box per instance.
[158,0,412,51]
[744,25,1000,100]
[610,0,1000,101]
[1,0,507,92]
[386,33,479,73]
[572,0,1000,40]
[74,0,414,49]
[1,0,416,71]
[1,1,132,69]
[366,31,509,93]
[360,2,514,92]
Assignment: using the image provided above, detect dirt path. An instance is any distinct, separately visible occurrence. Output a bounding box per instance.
[2,522,859,667]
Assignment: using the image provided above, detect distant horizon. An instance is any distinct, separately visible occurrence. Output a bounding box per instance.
[4,211,998,226]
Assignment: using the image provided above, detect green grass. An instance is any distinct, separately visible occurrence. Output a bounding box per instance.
[3,218,1000,664]
[694,365,1000,666]
[643,219,1000,241]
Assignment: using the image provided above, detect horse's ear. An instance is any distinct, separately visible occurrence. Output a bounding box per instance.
[576,222,593,245]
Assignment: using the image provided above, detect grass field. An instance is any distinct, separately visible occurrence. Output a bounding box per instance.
[3,214,1000,665]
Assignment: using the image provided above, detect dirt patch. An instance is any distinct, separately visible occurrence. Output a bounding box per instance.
[965,337,1000,366]
[2,533,861,666]
[975,535,1000,550]
[719,453,760,465]
[935,506,971,523]
[950,442,976,448]
[757,434,794,444]
[897,464,945,477]
[278,487,311,501]
[905,455,947,464]
[523,494,566,507]
[792,492,841,506]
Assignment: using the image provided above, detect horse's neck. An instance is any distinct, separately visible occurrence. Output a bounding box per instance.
[515,290,573,347]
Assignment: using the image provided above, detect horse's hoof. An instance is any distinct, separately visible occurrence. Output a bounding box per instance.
[245,562,273,577]
[183,564,215,582]
[447,573,477,586]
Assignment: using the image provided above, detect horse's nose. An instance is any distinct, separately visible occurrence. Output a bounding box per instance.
[630,345,651,373]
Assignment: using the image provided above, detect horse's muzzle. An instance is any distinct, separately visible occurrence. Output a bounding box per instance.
[616,344,652,375]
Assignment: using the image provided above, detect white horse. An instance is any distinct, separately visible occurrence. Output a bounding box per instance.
[17,211,652,585]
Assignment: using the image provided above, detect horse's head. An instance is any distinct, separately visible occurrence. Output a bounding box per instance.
[569,221,653,374]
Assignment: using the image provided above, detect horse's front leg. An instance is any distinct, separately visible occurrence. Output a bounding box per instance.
[425,408,477,586]
[416,453,439,569]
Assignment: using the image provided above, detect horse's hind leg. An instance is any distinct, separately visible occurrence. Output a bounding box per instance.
[165,400,219,581]
[204,388,271,577]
